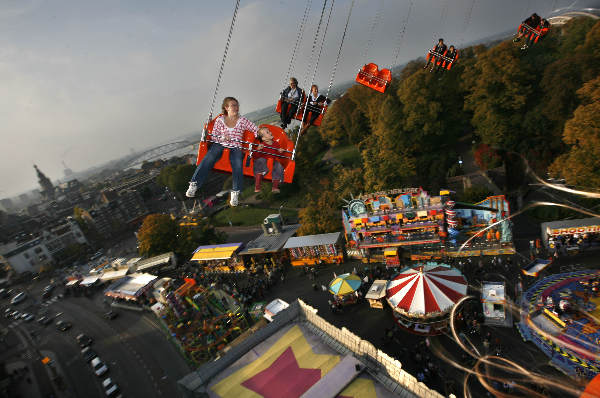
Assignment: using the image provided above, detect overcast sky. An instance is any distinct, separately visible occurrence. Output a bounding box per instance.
[0,0,568,198]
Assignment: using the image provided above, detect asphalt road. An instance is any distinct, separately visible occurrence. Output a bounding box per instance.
[1,279,191,398]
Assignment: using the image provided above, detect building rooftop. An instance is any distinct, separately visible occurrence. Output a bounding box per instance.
[178,299,443,398]
[239,224,301,255]
[283,232,341,249]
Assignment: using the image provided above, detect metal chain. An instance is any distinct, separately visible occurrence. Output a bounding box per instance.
[310,0,335,89]
[392,0,413,67]
[325,0,355,99]
[299,0,334,125]
[302,0,328,97]
[432,0,448,43]
[363,0,384,64]
[202,0,240,141]
[459,0,476,46]
[285,0,312,87]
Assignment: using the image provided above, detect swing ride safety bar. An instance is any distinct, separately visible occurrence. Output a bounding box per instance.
[203,136,294,161]
[357,70,390,85]
[428,49,455,64]
[519,23,542,37]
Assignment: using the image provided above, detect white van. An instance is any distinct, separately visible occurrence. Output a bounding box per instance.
[91,357,108,377]
[264,299,289,322]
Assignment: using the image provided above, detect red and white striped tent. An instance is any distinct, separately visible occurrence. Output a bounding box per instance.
[386,263,468,318]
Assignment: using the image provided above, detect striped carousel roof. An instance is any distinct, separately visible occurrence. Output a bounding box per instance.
[386,263,467,317]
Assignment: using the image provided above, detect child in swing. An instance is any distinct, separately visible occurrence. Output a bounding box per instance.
[253,127,284,194]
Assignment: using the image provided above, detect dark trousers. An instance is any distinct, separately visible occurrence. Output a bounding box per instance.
[280,101,298,125]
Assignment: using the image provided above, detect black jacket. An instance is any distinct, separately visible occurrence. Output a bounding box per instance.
[280,86,304,105]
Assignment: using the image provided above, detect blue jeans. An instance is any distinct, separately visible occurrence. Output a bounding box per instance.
[190,143,244,191]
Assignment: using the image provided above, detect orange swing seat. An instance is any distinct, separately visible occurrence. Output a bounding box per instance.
[196,116,296,184]
[275,97,327,127]
[355,63,392,93]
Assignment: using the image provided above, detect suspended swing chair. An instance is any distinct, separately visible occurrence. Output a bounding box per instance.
[196,121,296,183]
[424,0,468,72]
[195,0,296,183]
[355,0,413,93]
[275,0,353,128]
[196,0,352,184]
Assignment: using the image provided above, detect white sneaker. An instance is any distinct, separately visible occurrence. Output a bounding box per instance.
[230,190,240,207]
[186,182,197,198]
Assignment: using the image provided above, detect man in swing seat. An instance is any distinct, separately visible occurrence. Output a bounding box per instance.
[424,38,447,72]
[279,77,303,130]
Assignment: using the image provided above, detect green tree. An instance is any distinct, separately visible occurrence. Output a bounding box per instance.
[549,76,600,188]
[157,164,196,198]
[137,214,179,257]
[298,179,341,235]
[464,41,537,151]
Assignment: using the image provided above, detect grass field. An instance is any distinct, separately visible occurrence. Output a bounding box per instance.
[330,145,361,166]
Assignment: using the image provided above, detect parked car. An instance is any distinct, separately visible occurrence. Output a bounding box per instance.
[38,316,52,326]
[56,320,72,331]
[22,313,34,322]
[76,333,93,348]
[0,288,9,298]
[42,290,52,300]
[104,311,118,320]
[102,377,120,396]
[10,292,27,305]
[4,308,12,318]
[91,357,108,377]
[81,346,97,363]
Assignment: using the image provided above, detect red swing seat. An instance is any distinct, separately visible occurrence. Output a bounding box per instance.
[196,116,296,183]
[437,50,459,70]
[275,97,328,127]
[355,63,391,93]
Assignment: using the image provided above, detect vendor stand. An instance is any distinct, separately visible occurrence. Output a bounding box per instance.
[190,243,245,273]
[329,273,362,306]
[283,232,344,266]
[365,280,387,309]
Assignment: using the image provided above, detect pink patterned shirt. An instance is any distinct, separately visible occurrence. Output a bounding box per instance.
[212,115,258,149]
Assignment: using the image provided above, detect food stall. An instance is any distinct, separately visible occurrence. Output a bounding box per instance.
[190,243,245,273]
[283,232,344,266]
[365,280,388,309]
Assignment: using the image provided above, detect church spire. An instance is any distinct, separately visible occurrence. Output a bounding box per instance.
[34,164,55,200]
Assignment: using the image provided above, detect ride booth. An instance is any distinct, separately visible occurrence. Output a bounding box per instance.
[386,262,468,335]
[365,280,388,309]
[445,195,516,257]
[481,281,511,327]
[341,188,447,262]
[190,243,245,273]
[282,232,345,266]
[238,215,300,268]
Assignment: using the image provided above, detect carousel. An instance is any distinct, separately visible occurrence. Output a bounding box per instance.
[386,262,468,335]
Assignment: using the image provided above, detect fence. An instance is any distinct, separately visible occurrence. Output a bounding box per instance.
[298,299,444,398]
